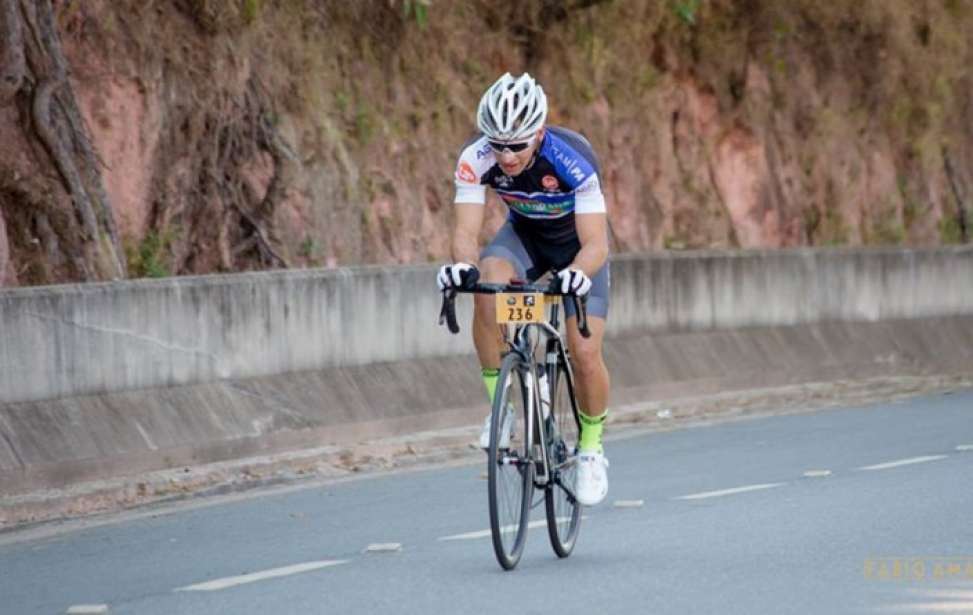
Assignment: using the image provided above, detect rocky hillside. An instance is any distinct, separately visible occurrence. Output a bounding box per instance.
[0,0,970,287]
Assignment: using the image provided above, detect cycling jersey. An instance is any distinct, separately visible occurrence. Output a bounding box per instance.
[453,125,607,245]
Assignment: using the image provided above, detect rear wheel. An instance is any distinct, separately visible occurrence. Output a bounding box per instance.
[545,359,582,557]
[488,352,534,570]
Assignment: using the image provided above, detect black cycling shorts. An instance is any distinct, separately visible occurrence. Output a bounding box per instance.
[480,220,610,319]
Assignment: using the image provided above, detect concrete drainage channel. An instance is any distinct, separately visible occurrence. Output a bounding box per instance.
[1,248,971,531]
[2,373,970,531]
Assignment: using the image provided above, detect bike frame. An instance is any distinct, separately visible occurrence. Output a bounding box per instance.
[505,303,582,498]
[439,277,589,501]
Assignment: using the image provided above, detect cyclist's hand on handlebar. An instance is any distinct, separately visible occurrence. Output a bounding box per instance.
[555,267,592,297]
[437,262,480,291]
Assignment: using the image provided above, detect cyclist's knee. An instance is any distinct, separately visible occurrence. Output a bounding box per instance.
[572,342,604,374]
[568,319,606,369]
[479,257,515,283]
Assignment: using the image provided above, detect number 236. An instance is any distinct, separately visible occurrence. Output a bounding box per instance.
[507,307,534,320]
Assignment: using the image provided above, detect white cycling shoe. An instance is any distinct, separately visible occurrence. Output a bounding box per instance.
[575,451,609,506]
[479,405,515,450]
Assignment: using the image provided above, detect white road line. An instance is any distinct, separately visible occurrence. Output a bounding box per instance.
[674,483,786,500]
[956,445,973,452]
[858,455,948,471]
[365,543,402,553]
[877,597,973,613]
[909,589,973,601]
[174,560,349,592]
[66,607,109,615]
[803,470,832,478]
[438,517,575,541]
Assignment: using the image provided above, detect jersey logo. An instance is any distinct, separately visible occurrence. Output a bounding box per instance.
[495,175,513,188]
[541,175,559,192]
[476,143,493,159]
[550,146,589,184]
[457,162,477,183]
[502,196,572,216]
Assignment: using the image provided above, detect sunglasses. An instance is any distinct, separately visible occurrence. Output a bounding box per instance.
[488,134,537,154]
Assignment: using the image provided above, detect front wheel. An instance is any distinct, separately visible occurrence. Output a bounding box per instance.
[488,352,534,570]
[545,359,582,557]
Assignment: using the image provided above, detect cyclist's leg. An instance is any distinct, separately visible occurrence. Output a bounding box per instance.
[565,266,610,505]
[474,222,535,392]
[564,263,610,451]
[565,317,609,432]
[472,258,514,372]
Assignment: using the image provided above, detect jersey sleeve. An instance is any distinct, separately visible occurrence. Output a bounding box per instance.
[574,174,607,214]
[453,136,494,205]
[541,127,607,214]
[454,171,486,204]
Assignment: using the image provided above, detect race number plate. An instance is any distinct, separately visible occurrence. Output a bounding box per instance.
[495,293,544,324]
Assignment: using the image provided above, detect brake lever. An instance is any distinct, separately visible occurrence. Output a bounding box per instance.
[438,289,460,334]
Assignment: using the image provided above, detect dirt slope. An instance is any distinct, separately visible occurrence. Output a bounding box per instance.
[0,0,970,286]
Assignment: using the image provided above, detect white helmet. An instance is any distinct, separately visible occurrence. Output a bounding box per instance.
[476,72,547,141]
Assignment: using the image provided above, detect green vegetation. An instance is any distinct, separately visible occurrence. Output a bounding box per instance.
[298,236,316,257]
[298,235,321,266]
[400,0,430,29]
[126,231,174,279]
[806,206,851,246]
[868,211,906,245]
[663,235,688,250]
[241,0,262,25]
[353,103,376,145]
[673,0,700,26]
[939,216,964,244]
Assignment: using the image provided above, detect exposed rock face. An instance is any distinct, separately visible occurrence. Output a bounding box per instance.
[0,206,9,285]
[0,1,970,287]
[72,71,161,239]
[713,126,779,248]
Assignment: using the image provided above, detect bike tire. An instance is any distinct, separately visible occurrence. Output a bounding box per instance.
[545,359,582,557]
[488,352,534,571]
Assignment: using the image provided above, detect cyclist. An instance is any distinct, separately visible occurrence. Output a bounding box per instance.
[437,73,611,506]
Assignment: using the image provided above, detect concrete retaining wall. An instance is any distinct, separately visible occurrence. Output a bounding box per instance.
[609,247,973,331]
[2,247,972,405]
[1,247,971,496]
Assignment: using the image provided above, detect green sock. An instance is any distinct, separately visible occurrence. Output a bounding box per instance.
[482,368,500,403]
[578,411,606,453]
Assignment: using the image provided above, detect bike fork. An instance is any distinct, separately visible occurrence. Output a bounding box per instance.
[526,364,552,488]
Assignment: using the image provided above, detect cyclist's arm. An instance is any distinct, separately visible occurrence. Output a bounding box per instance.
[451,141,489,264]
[571,212,609,276]
[451,202,485,264]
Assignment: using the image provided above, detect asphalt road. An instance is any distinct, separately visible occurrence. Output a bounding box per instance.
[2,389,972,615]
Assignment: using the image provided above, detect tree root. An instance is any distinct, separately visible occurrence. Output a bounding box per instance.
[216,78,291,270]
[230,202,288,268]
[31,76,99,241]
[0,205,8,285]
[943,147,969,243]
[0,0,25,103]
[11,0,126,280]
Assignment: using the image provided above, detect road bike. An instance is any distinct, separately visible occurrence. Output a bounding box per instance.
[440,277,590,570]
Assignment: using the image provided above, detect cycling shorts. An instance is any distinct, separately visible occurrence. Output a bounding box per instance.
[480,220,610,319]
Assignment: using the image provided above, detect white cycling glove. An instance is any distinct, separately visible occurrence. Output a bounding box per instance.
[437,262,480,290]
[556,268,592,296]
